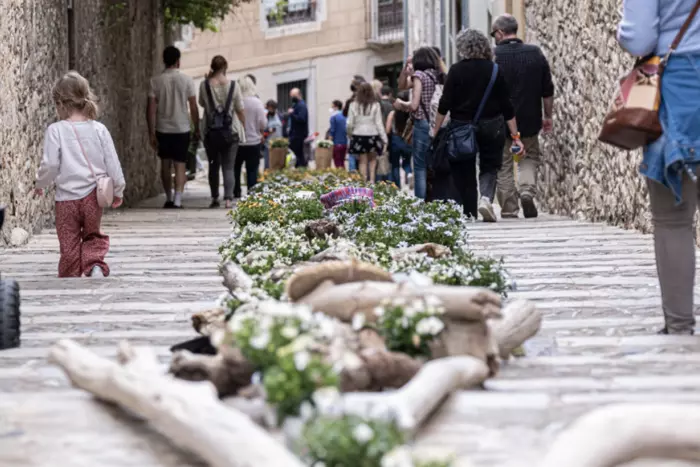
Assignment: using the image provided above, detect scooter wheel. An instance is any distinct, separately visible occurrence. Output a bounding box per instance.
[0,279,21,350]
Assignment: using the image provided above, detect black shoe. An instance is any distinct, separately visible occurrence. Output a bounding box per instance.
[163,201,175,209]
[657,327,695,335]
[210,200,220,209]
[521,195,538,219]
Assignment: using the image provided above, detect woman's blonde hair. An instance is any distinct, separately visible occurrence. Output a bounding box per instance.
[371,79,383,97]
[455,28,493,61]
[238,75,257,98]
[52,71,99,120]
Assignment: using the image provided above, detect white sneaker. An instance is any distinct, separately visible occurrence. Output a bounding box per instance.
[478,197,497,223]
[90,266,105,278]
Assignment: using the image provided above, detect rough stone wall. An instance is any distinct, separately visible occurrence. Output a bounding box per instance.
[524,0,654,235]
[0,0,163,245]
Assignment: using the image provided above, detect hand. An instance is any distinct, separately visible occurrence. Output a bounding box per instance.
[512,138,525,156]
[542,118,553,134]
[112,197,123,209]
[288,108,294,115]
[149,133,158,151]
[33,188,44,198]
[193,129,201,142]
[393,100,404,111]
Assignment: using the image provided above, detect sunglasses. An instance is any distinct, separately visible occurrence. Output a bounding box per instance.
[490,30,498,37]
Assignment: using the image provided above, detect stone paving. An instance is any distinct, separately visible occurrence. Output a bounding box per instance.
[1,178,699,466]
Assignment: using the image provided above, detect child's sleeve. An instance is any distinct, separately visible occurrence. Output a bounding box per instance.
[35,125,61,189]
[99,125,126,198]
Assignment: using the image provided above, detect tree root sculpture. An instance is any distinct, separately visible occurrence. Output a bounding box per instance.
[285,260,393,302]
[490,300,542,360]
[49,339,305,467]
[341,356,490,432]
[539,404,700,467]
[391,243,452,260]
[169,346,255,398]
[304,219,340,241]
[191,307,226,336]
[221,261,254,293]
[296,279,502,323]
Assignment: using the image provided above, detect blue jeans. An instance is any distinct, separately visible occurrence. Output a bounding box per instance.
[348,154,358,172]
[412,119,430,199]
[390,133,412,186]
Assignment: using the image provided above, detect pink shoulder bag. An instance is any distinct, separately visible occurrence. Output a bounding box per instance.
[69,122,115,208]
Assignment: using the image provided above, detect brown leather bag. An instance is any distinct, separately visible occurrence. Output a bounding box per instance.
[599,1,700,150]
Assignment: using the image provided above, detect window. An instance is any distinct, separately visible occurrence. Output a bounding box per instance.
[264,0,317,28]
[374,62,403,97]
[277,79,308,116]
[370,0,403,43]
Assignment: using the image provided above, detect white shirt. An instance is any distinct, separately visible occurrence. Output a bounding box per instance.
[346,102,388,144]
[36,120,126,202]
[149,68,196,134]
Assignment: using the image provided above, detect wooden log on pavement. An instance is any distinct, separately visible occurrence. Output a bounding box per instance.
[539,404,700,467]
[49,339,305,467]
[489,299,542,359]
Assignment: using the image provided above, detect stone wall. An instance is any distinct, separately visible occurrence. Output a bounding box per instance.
[524,0,654,235]
[0,0,163,245]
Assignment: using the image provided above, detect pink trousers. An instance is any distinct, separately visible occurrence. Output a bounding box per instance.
[55,190,110,277]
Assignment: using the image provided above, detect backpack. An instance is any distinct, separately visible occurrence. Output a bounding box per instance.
[428,78,447,137]
[204,80,238,150]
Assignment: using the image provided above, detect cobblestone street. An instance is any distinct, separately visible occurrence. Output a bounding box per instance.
[1,179,699,466]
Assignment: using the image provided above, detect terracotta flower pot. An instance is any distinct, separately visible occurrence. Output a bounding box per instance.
[315,147,332,170]
[269,147,287,171]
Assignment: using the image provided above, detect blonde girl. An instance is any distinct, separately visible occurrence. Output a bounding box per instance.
[34,71,126,278]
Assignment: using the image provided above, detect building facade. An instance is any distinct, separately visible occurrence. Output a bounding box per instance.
[178,0,405,136]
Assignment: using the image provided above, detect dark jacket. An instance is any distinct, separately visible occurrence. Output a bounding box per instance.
[289,99,309,141]
[494,38,554,138]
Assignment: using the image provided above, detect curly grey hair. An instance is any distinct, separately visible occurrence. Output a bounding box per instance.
[455,28,493,61]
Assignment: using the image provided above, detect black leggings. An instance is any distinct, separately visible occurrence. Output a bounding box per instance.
[234,144,261,198]
[449,116,505,218]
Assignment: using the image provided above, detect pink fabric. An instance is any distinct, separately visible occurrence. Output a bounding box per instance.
[320,187,375,209]
[55,190,110,277]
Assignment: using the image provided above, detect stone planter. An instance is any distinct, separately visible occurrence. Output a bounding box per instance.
[315,147,333,170]
[269,147,287,171]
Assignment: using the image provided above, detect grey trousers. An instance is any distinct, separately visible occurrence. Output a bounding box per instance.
[206,142,238,201]
[497,135,541,217]
[648,174,698,334]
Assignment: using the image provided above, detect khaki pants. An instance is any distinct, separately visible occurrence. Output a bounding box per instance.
[648,174,698,334]
[496,135,541,217]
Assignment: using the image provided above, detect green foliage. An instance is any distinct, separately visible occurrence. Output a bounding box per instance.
[270,137,290,148]
[164,0,253,32]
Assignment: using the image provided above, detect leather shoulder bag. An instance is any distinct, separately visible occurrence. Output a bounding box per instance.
[598,1,700,150]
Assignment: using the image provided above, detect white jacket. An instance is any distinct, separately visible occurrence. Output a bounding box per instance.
[346,102,387,145]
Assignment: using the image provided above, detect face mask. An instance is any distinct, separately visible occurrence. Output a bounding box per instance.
[350,85,356,92]
[292,97,300,104]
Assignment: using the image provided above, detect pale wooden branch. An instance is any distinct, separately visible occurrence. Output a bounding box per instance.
[539,404,700,467]
[49,339,304,467]
[490,300,542,359]
[340,356,490,431]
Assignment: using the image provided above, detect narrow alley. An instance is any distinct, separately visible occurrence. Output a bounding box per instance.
[2,178,699,466]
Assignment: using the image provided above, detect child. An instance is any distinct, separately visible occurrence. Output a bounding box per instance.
[34,71,126,278]
[328,100,347,169]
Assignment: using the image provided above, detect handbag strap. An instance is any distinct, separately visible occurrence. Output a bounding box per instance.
[474,64,499,124]
[667,0,700,59]
[68,122,97,180]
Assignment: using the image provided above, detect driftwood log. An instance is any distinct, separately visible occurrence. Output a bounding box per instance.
[539,404,700,467]
[49,340,304,467]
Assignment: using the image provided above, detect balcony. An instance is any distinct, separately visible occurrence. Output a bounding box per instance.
[368,0,404,46]
[265,0,318,28]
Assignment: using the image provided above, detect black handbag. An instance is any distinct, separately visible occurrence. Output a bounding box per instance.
[447,64,499,162]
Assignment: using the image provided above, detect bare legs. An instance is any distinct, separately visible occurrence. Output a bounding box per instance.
[358,153,378,184]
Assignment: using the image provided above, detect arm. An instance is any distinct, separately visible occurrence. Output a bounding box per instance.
[617,0,660,56]
[198,80,206,109]
[346,104,355,136]
[98,125,126,199]
[329,115,337,141]
[289,103,308,123]
[234,88,246,126]
[35,125,61,190]
[398,58,414,90]
[257,103,267,133]
[188,96,200,138]
[385,111,395,135]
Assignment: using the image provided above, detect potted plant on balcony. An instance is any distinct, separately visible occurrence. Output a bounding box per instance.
[269,137,290,171]
[314,139,333,170]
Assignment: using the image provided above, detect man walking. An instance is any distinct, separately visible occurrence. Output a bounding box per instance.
[492,14,554,219]
[288,88,309,167]
[147,46,200,209]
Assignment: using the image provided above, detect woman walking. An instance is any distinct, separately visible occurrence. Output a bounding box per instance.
[394,47,444,199]
[346,82,388,183]
[617,0,700,335]
[34,71,125,278]
[234,75,267,197]
[433,29,524,221]
[198,55,245,208]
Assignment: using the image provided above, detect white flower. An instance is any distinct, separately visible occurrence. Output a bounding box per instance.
[280,326,299,340]
[373,306,385,318]
[312,387,341,414]
[424,295,442,309]
[381,446,414,467]
[415,316,445,336]
[250,331,270,349]
[352,313,366,331]
[300,401,315,422]
[352,423,375,444]
[294,351,311,371]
